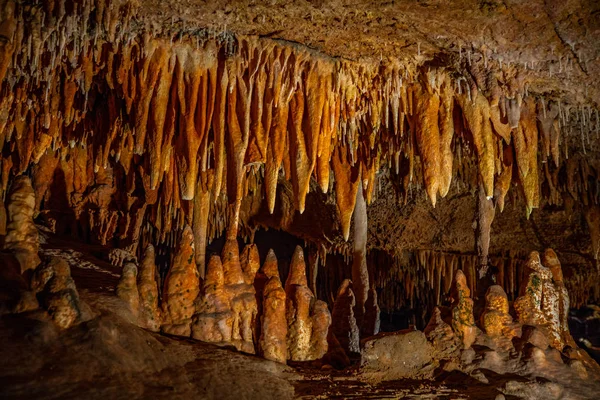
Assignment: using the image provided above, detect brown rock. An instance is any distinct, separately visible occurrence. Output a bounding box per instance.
[424,307,461,360]
[309,299,331,360]
[240,244,260,285]
[542,249,575,349]
[161,226,200,336]
[332,279,360,354]
[192,255,234,344]
[137,244,161,331]
[514,250,571,350]
[362,288,381,338]
[450,270,477,349]
[285,246,331,361]
[222,240,258,354]
[116,262,140,319]
[3,176,40,273]
[259,275,287,363]
[481,286,520,337]
[360,330,434,382]
[37,257,83,329]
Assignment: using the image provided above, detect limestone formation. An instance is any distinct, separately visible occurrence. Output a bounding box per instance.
[309,298,332,360]
[36,257,83,329]
[450,270,477,349]
[221,240,258,354]
[240,244,260,286]
[514,250,574,350]
[542,249,575,349]
[137,245,161,331]
[259,275,288,363]
[161,225,200,336]
[480,285,520,348]
[332,279,360,354]
[360,330,434,382]
[191,241,257,353]
[192,255,234,344]
[285,246,331,361]
[3,176,40,273]
[424,307,461,361]
[116,262,140,319]
[362,288,381,338]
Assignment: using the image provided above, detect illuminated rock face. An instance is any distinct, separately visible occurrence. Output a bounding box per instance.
[3,176,40,273]
[260,274,287,363]
[450,270,477,349]
[137,245,161,332]
[116,262,140,319]
[285,246,331,361]
[332,279,360,354]
[35,257,83,329]
[480,285,521,350]
[1,2,600,393]
[161,226,200,337]
[514,250,575,351]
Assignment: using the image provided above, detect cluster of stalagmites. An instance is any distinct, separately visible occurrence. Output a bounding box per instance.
[1,0,599,280]
[0,176,88,329]
[359,247,600,384]
[116,232,352,363]
[420,249,600,382]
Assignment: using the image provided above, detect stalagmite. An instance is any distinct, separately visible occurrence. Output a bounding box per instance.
[541,249,576,349]
[514,250,574,350]
[192,181,211,278]
[260,274,288,363]
[3,175,40,273]
[36,257,84,330]
[352,180,369,327]
[285,245,331,361]
[116,262,140,318]
[240,244,260,286]
[480,285,520,349]
[450,270,477,349]
[362,288,381,337]
[137,244,161,332]
[332,279,360,354]
[220,239,258,353]
[192,255,234,344]
[475,181,495,310]
[161,225,200,337]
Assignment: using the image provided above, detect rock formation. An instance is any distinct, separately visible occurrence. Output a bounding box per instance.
[161,226,200,336]
[332,279,360,354]
[450,270,478,349]
[514,250,575,351]
[137,245,161,332]
[259,274,288,363]
[362,288,381,338]
[192,255,234,345]
[0,0,600,397]
[221,240,258,354]
[480,285,520,350]
[35,257,83,329]
[3,176,40,273]
[285,246,331,361]
[116,262,140,319]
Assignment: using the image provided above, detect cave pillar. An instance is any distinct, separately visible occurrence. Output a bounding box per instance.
[474,181,495,314]
[352,180,369,328]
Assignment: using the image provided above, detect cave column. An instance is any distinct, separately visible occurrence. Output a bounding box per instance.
[474,180,495,314]
[352,180,369,327]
